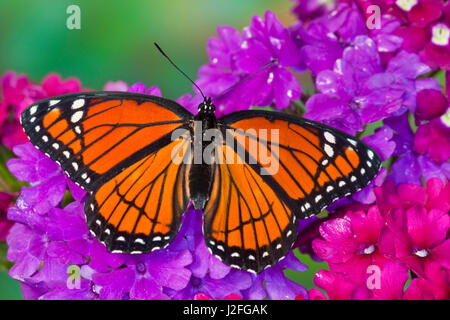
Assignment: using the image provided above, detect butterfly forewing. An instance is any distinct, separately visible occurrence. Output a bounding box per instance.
[21,92,192,191]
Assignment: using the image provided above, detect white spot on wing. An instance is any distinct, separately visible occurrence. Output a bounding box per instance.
[29,106,38,115]
[72,99,85,109]
[347,138,357,146]
[49,100,60,107]
[134,238,145,245]
[71,111,83,123]
[324,132,336,144]
[324,144,334,157]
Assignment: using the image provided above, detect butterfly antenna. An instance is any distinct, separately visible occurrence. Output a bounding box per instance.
[154,42,206,100]
[211,59,277,103]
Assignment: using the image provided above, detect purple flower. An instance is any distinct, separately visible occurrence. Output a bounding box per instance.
[171,269,252,300]
[297,2,403,75]
[243,252,308,300]
[163,209,251,300]
[291,0,334,22]
[7,143,86,214]
[384,80,450,185]
[234,11,302,108]
[195,26,244,116]
[196,11,302,113]
[305,36,430,134]
[90,250,192,300]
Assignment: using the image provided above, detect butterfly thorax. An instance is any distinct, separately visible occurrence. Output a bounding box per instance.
[189,98,217,210]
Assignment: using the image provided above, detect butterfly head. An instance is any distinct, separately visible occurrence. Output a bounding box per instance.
[198,97,215,116]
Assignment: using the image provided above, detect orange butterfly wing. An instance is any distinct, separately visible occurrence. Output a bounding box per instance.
[22,92,193,252]
[204,111,381,273]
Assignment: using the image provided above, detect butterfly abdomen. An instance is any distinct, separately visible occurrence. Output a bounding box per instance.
[189,163,212,209]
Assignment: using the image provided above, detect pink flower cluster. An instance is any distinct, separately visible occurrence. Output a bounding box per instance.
[305,178,449,300]
[0,72,84,149]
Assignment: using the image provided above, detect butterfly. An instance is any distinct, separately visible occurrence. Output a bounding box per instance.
[21,91,381,273]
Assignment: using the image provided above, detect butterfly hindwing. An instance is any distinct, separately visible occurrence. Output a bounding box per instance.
[203,143,298,273]
[85,138,191,253]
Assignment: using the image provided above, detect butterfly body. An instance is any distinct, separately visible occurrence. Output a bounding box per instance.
[21,91,381,273]
[189,98,217,210]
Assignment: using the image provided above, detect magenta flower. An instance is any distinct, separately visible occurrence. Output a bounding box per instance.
[313,206,387,283]
[392,1,450,70]
[415,88,448,123]
[194,292,242,300]
[377,180,450,277]
[413,110,450,164]
[0,72,84,149]
[403,261,449,300]
[311,178,449,300]
[351,261,410,300]
[0,191,14,241]
[296,288,327,300]
[313,269,359,300]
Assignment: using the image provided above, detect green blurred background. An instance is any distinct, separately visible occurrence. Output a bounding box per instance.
[0,0,327,300]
